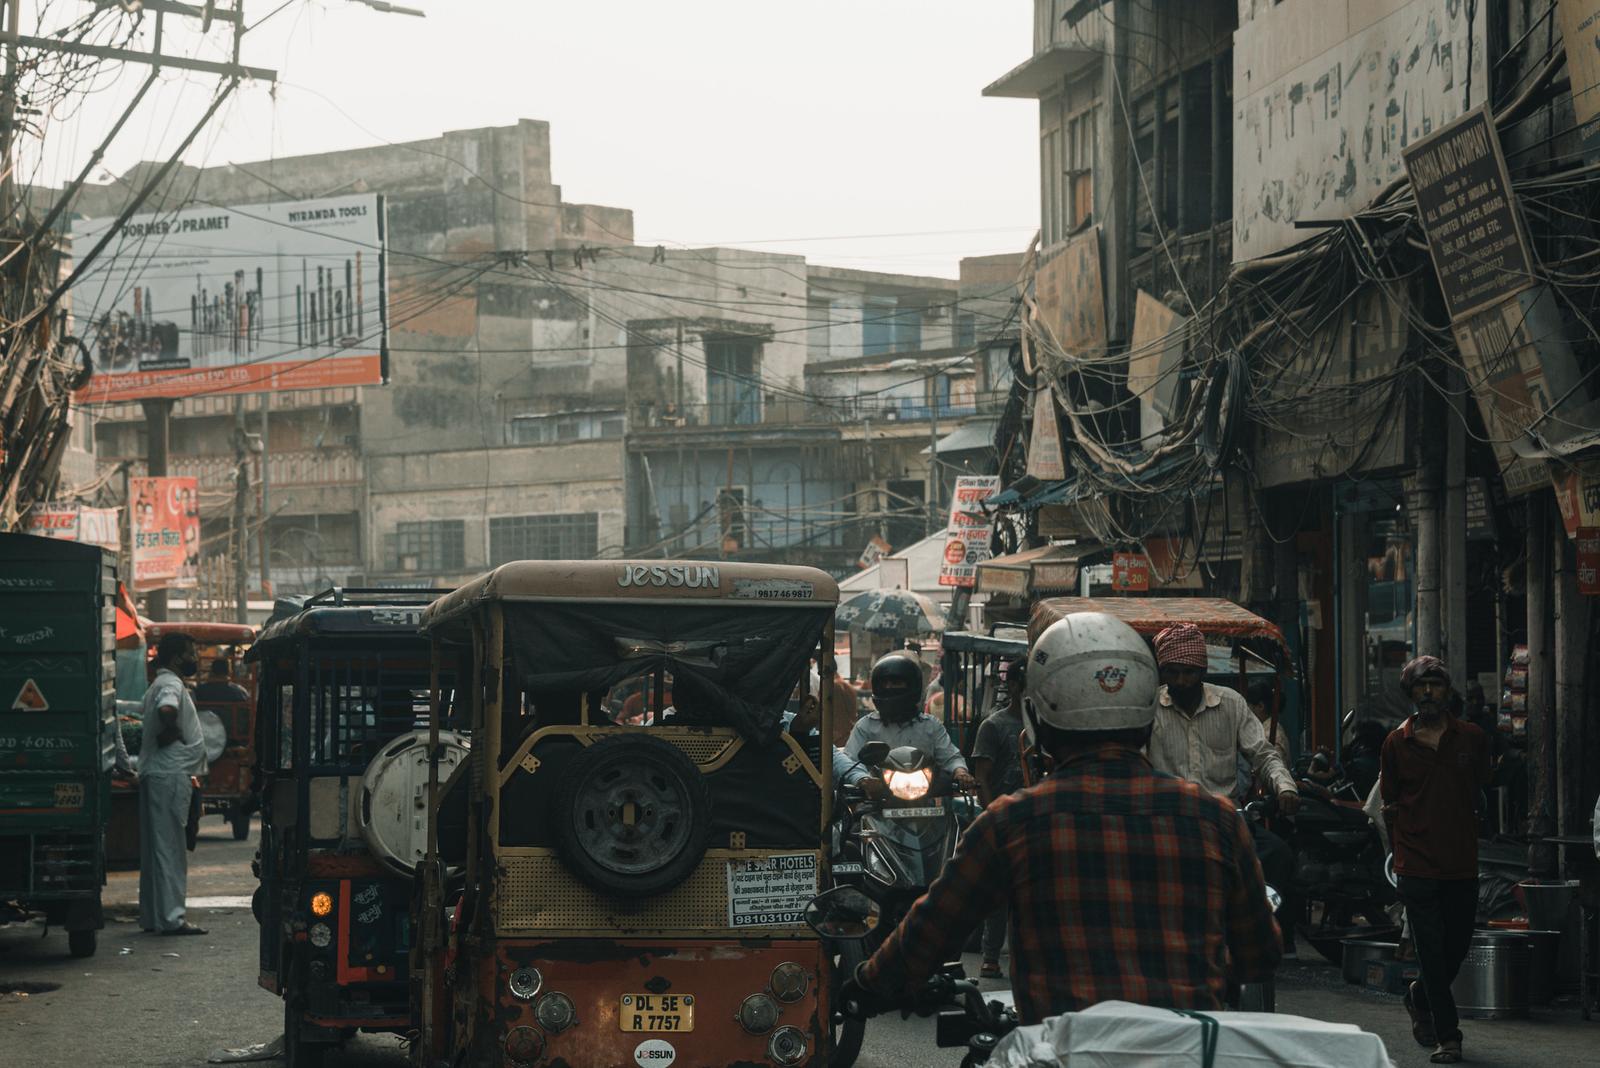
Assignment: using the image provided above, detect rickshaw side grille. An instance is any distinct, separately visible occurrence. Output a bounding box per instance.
[496,849,815,936]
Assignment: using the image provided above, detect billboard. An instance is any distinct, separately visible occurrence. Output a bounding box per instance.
[130,477,200,591]
[71,194,387,403]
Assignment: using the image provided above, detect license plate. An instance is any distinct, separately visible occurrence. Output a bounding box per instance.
[886,805,944,818]
[620,993,694,1032]
[831,861,863,875]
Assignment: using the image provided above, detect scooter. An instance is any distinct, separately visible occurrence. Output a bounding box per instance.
[826,741,971,1067]
[1277,780,1396,960]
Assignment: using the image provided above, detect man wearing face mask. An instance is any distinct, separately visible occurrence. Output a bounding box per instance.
[1381,656,1490,1065]
[136,632,208,936]
[845,652,975,789]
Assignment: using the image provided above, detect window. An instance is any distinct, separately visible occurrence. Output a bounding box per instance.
[956,312,977,350]
[862,298,923,357]
[303,654,445,768]
[490,513,599,564]
[705,337,762,425]
[386,519,464,572]
[718,488,748,550]
[1040,125,1064,245]
[509,410,624,444]
[1067,107,1098,230]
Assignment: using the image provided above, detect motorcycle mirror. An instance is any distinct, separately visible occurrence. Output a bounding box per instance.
[1264,884,1283,912]
[804,886,881,941]
[858,740,891,768]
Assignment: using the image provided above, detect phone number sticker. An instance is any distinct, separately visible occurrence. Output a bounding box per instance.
[726,853,818,928]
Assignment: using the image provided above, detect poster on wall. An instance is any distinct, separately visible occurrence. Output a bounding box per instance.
[1577,528,1600,596]
[129,477,200,591]
[71,194,387,403]
[939,476,1001,588]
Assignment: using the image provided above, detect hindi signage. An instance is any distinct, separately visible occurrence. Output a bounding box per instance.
[1026,383,1067,481]
[1111,551,1150,593]
[24,503,121,551]
[130,477,200,591]
[938,476,1000,589]
[1577,528,1600,596]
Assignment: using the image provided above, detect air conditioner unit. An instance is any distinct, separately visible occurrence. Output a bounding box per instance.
[923,306,947,320]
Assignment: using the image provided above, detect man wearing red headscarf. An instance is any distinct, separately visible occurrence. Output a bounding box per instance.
[1381,655,1490,1065]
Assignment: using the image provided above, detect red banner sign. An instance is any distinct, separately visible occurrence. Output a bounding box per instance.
[130,477,200,591]
[1112,552,1151,593]
[1578,527,1600,597]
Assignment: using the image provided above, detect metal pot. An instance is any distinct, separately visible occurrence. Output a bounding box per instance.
[1511,929,1561,1005]
[1450,930,1530,1019]
[1340,939,1397,985]
[1519,880,1582,994]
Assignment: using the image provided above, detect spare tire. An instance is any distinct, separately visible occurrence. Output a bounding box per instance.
[552,734,712,897]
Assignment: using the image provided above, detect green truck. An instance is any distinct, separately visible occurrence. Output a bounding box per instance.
[0,532,117,957]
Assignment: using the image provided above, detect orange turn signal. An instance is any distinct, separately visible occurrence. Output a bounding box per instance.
[310,891,334,917]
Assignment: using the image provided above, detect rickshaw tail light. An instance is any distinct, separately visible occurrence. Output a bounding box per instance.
[535,991,576,1032]
[505,1025,544,1065]
[885,767,932,800]
[770,961,808,1003]
[308,923,331,948]
[738,993,780,1034]
[768,1025,809,1065]
[309,891,334,917]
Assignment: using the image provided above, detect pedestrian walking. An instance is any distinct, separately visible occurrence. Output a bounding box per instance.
[137,632,208,936]
[969,658,1024,979]
[1381,655,1491,1065]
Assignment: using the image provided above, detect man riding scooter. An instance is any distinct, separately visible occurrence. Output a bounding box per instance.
[842,612,1281,1022]
[846,651,976,792]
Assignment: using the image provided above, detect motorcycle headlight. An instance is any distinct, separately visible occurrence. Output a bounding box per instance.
[884,767,932,800]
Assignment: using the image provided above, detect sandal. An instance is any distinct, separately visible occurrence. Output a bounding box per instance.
[160,921,208,936]
[979,960,1002,979]
[1430,1038,1461,1064]
[1404,982,1436,1048]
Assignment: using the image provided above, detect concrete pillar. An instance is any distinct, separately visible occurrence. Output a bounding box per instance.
[1444,372,1468,690]
[140,398,171,621]
[1552,520,1591,876]
[1413,475,1441,659]
[1526,494,1556,875]
[1337,509,1365,728]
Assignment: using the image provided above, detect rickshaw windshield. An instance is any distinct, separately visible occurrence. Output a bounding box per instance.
[501,601,832,743]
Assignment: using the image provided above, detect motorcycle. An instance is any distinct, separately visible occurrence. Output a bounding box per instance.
[826,741,971,1067]
[1249,779,1396,962]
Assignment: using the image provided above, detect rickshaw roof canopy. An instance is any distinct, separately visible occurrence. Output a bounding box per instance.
[1030,597,1287,649]
[248,605,432,657]
[144,621,256,647]
[421,559,840,636]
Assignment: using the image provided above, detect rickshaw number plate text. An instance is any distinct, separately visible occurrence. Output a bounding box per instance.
[620,993,694,1032]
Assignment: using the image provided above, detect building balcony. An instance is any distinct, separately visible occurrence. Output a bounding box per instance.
[100,447,364,494]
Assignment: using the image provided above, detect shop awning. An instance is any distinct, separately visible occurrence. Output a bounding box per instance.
[1029,596,1286,648]
[984,477,1080,513]
[922,418,998,456]
[975,542,1101,599]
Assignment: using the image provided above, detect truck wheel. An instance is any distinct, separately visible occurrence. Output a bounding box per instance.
[284,998,328,1068]
[230,807,251,840]
[67,929,97,958]
[830,939,867,1068]
[552,734,711,897]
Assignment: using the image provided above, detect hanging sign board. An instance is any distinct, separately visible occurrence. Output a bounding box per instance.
[938,476,1000,589]
[1553,458,1600,537]
[1026,383,1067,480]
[130,476,200,591]
[1402,106,1534,321]
[1034,227,1106,363]
[24,502,120,551]
[1557,1,1600,162]
[1111,552,1150,593]
[1577,528,1600,596]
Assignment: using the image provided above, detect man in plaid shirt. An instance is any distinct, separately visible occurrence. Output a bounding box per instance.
[850,612,1280,1023]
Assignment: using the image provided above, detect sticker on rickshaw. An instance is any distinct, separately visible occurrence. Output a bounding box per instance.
[53,782,84,809]
[620,994,694,1033]
[729,578,815,601]
[632,1037,678,1065]
[726,854,819,927]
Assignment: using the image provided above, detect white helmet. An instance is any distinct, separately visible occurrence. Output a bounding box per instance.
[1023,611,1158,740]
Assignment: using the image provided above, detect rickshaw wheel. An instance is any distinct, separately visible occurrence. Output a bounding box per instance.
[229,807,251,840]
[283,996,329,1068]
[67,929,96,958]
[830,939,867,1068]
[553,734,711,897]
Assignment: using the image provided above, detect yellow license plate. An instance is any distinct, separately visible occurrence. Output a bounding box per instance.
[620,993,695,1032]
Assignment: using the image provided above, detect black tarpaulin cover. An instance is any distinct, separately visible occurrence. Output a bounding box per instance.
[502,602,830,743]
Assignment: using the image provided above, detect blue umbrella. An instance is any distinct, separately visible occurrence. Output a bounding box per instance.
[834,588,944,637]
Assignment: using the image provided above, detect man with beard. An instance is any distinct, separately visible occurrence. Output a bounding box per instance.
[845,651,975,788]
[1147,623,1300,954]
[1382,656,1491,1065]
[137,632,208,936]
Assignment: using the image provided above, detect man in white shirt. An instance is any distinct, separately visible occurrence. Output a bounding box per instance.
[845,652,975,788]
[137,632,208,936]
[1147,621,1299,954]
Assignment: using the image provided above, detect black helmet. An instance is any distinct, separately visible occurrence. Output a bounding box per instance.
[870,652,923,723]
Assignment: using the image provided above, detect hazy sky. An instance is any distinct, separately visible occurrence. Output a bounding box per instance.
[27,1,1040,278]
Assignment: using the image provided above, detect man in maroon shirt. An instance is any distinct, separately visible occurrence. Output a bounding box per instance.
[1380,655,1491,1065]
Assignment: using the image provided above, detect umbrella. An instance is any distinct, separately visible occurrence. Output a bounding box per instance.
[834,588,945,637]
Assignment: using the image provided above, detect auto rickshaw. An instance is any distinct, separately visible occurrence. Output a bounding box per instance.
[143,621,258,838]
[246,588,462,1068]
[412,560,842,1068]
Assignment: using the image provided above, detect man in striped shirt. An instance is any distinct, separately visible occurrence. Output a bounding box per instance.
[847,612,1280,1023]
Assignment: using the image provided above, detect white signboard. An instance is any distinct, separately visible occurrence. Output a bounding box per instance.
[71,194,387,403]
[939,476,1001,589]
[726,854,818,928]
[24,502,120,551]
[1026,383,1067,481]
[1233,0,1487,261]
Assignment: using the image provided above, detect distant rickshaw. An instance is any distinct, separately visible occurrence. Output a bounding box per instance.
[247,588,463,1068]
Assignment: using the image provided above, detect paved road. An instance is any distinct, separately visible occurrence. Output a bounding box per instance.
[6,822,1595,1067]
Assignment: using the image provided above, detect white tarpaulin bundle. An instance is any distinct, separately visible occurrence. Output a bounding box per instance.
[988,1001,1394,1068]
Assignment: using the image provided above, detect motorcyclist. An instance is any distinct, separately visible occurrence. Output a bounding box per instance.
[842,612,1280,1024]
[845,651,976,790]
